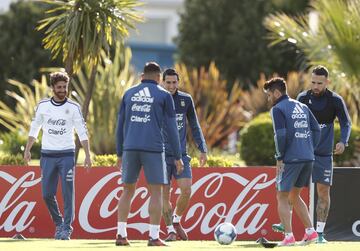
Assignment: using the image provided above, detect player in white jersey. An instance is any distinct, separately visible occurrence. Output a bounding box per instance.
[24,72,91,240]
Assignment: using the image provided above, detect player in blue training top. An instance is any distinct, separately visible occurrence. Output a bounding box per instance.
[264,77,321,246]
[272,66,352,244]
[160,68,208,242]
[115,62,184,247]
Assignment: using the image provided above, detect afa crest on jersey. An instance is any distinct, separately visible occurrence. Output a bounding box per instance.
[180,100,185,107]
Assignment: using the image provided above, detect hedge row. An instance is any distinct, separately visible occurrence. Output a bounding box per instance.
[239,112,360,166]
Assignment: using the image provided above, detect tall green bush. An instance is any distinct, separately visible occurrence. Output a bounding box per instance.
[0,131,41,159]
[239,112,360,166]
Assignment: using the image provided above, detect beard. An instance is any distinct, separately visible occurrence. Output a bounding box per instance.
[54,92,67,100]
[311,89,325,97]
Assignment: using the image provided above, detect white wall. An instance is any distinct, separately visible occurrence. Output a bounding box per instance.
[128,0,184,45]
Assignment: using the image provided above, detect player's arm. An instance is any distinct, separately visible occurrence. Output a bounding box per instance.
[73,104,92,168]
[116,98,126,168]
[164,94,184,173]
[25,103,44,164]
[334,96,352,154]
[308,109,321,148]
[186,96,207,166]
[270,107,286,162]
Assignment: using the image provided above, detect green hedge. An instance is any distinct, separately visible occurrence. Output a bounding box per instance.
[239,112,360,166]
[0,153,25,165]
[92,154,238,167]
[0,131,41,159]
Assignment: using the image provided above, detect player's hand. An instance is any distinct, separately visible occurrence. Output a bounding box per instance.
[84,155,92,169]
[276,160,284,176]
[24,151,31,165]
[175,158,184,175]
[199,152,207,167]
[334,142,345,155]
[117,158,122,174]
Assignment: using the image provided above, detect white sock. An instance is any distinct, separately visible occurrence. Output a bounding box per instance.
[305,227,315,235]
[167,225,175,234]
[173,214,181,223]
[316,222,326,233]
[117,222,127,237]
[285,232,293,238]
[149,224,160,240]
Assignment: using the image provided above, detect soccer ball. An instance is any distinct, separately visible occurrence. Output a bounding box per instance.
[214,222,237,245]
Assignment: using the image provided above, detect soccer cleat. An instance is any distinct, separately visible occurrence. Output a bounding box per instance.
[54,224,63,240]
[61,228,73,240]
[173,222,188,240]
[165,232,177,242]
[300,231,318,245]
[147,238,167,246]
[316,233,328,244]
[278,235,296,246]
[115,235,130,246]
[271,223,285,233]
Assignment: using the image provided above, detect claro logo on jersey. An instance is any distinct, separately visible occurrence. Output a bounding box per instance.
[291,104,307,119]
[131,87,154,103]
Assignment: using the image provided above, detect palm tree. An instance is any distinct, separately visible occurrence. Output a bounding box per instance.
[37,0,142,121]
[264,0,360,124]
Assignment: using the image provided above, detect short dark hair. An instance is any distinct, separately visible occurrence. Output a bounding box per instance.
[312,65,329,78]
[263,77,287,94]
[163,68,179,81]
[50,72,69,86]
[143,61,161,74]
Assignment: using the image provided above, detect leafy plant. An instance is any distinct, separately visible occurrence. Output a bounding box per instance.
[264,0,360,125]
[0,153,26,165]
[0,131,41,159]
[72,42,137,154]
[0,76,51,132]
[92,154,118,167]
[174,62,252,149]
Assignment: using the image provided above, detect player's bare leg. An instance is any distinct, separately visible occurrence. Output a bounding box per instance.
[163,184,177,241]
[116,183,136,246]
[172,178,191,240]
[147,184,166,246]
[315,183,330,243]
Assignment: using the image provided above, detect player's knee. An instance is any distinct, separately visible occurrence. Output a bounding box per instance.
[180,186,191,198]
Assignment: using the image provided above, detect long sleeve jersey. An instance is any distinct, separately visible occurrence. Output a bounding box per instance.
[270,95,321,163]
[29,97,88,151]
[297,89,351,156]
[116,80,182,160]
[163,90,207,156]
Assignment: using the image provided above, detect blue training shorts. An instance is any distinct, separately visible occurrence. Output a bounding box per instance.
[165,155,192,183]
[121,151,168,185]
[312,155,333,186]
[276,161,313,192]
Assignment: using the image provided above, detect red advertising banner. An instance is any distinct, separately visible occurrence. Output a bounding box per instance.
[0,166,309,241]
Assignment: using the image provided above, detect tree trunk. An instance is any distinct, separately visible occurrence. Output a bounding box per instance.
[74,65,97,162]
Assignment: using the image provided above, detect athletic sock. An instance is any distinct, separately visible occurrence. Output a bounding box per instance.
[316,222,326,233]
[167,225,176,234]
[305,227,315,235]
[173,214,182,223]
[117,222,127,238]
[149,224,160,240]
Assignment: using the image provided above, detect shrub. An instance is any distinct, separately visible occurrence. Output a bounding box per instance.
[239,112,360,166]
[238,113,274,166]
[191,155,237,167]
[0,131,41,159]
[0,153,25,165]
[92,153,238,167]
[92,154,118,167]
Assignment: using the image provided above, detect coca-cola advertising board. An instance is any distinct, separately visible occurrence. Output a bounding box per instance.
[0,166,309,240]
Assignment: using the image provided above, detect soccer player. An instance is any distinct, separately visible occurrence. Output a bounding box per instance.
[24,71,92,240]
[264,77,320,246]
[272,66,352,243]
[115,62,184,246]
[161,68,208,241]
